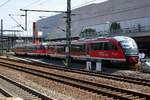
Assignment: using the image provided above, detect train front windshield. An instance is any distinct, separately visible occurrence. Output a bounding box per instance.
[120,40,138,56]
[114,36,138,56]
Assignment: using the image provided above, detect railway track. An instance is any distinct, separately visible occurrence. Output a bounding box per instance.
[30,58,150,86]
[3,57,150,87]
[0,86,12,97]
[0,57,150,99]
[0,74,52,100]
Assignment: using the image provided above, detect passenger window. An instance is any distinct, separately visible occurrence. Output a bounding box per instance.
[104,42,117,50]
[40,45,45,50]
[71,44,85,52]
[57,46,65,53]
[91,43,104,50]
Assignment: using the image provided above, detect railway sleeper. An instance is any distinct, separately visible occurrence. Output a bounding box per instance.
[117,92,142,99]
[137,97,147,100]
[66,79,146,100]
[102,89,143,100]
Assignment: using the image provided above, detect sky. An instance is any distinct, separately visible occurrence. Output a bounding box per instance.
[0,0,107,36]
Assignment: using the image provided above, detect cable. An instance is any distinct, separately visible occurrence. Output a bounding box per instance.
[72,0,98,9]
[38,0,48,5]
[0,0,11,8]
[22,0,44,8]
[9,14,25,30]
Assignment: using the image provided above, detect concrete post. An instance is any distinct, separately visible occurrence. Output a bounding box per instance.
[86,61,91,70]
[96,61,102,71]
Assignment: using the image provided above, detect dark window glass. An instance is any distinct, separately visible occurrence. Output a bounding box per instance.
[40,45,45,50]
[91,43,104,50]
[104,42,117,50]
[120,40,138,55]
[48,45,53,49]
[57,46,65,53]
[71,44,85,52]
[35,46,39,50]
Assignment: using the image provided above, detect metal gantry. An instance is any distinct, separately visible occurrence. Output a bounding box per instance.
[20,0,72,67]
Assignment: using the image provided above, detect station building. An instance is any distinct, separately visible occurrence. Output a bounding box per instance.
[36,0,150,55]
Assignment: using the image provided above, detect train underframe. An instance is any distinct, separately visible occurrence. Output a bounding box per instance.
[14,52,139,70]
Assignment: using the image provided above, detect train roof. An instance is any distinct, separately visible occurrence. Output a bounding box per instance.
[46,36,134,45]
[12,36,136,48]
[113,36,135,42]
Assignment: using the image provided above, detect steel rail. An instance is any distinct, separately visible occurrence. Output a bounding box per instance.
[5,57,150,86]
[0,87,12,97]
[1,57,150,86]
[0,74,52,100]
[0,61,149,99]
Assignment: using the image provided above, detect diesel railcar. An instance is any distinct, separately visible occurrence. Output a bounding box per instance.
[12,36,139,67]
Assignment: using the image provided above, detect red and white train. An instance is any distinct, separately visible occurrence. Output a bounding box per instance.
[12,36,139,67]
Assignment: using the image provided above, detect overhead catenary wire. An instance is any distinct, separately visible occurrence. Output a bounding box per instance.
[1,0,106,34]
[8,14,25,30]
[24,0,104,10]
[22,0,45,8]
[38,0,49,5]
[0,0,11,8]
[72,0,98,9]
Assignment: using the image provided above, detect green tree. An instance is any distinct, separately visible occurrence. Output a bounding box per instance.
[110,22,122,33]
[80,28,97,38]
[82,28,96,33]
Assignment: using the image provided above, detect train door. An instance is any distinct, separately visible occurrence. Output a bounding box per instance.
[86,43,90,56]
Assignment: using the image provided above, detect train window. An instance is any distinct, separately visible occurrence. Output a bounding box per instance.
[47,45,53,49]
[120,40,138,55]
[28,46,33,50]
[71,44,85,52]
[40,45,45,50]
[31,45,37,50]
[34,46,38,50]
[91,43,104,50]
[120,40,138,49]
[104,42,117,50]
[44,45,48,49]
[56,46,65,53]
